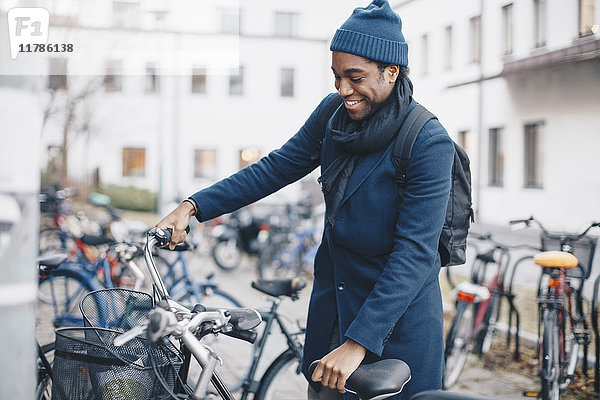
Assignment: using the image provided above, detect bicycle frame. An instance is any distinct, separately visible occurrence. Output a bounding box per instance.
[238,297,304,399]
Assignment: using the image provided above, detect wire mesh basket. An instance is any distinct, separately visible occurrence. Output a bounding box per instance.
[79,288,154,331]
[52,327,182,400]
[541,235,598,280]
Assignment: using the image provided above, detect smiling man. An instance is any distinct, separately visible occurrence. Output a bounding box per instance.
[157,1,454,399]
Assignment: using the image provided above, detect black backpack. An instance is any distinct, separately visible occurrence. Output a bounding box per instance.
[316,94,474,267]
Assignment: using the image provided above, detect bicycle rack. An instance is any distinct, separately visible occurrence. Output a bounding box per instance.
[592,273,600,395]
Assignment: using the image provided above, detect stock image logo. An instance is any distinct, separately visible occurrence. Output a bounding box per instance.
[7,8,50,60]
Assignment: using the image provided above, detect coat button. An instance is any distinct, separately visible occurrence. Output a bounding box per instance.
[337,282,345,291]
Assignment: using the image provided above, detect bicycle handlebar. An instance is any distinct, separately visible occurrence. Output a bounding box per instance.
[509,216,600,242]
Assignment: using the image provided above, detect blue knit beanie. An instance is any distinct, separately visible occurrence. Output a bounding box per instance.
[330,0,408,66]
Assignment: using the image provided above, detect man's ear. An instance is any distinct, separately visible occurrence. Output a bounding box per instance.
[387,65,400,84]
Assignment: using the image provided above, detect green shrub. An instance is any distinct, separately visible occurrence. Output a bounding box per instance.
[99,185,156,212]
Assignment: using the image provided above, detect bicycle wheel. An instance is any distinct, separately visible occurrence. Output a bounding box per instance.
[182,288,254,393]
[540,308,560,400]
[37,268,101,347]
[254,349,306,400]
[35,342,54,400]
[443,301,473,389]
[478,294,501,355]
[39,228,73,253]
[212,238,242,271]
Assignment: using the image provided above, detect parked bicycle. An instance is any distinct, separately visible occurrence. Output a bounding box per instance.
[50,227,411,400]
[510,217,599,400]
[443,232,534,389]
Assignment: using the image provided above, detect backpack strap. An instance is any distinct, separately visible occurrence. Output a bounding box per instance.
[311,94,344,163]
[391,104,437,186]
[316,94,344,143]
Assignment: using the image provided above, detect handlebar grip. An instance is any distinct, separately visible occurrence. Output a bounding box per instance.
[148,226,190,247]
[226,308,262,331]
[509,217,532,225]
[223,328,258,344]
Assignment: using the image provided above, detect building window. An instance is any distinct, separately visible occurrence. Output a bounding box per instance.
[469,15,482,64]
[534,0,546,47]
[239,147,261,169]
[191,67,207,94]
[220,8,240,34]
[444,26,453,70]
[421,34,429,75]
[280,68,294,97]
[105,60,122,92]
[194,149,217,179]
[112,1,140,29]
[502,4,514,55]
[458,130,474,157]
[229,66,244,96]
[488,128,504,187]
[146,63,159,93]
[48,58,67,90]
[275,11,298,37]
[579,0,598,36]
[524,122,544,188]
[122,147,146,177]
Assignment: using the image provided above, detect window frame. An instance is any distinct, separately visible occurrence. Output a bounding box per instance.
[523,121,544,189]
[488,127,505,187]
[122,147,146,177]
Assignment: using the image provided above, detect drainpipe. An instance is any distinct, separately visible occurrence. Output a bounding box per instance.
[475,0,485,220]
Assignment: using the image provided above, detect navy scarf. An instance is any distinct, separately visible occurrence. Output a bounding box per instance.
[318,77,413,227]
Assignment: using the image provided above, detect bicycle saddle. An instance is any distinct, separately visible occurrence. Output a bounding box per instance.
[251,277,307,298]
[309,359,411,400]
[37,252,68,271]
[80,233,115,246]
[410,390,494,400]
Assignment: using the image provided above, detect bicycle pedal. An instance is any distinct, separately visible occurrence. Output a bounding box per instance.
[522,391,539,398]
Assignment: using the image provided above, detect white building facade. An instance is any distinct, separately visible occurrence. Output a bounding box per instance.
[2,0,598,226]
[1,0,362,211]
[394,0,600,229]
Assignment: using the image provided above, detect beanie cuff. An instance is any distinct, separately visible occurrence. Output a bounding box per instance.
[330,29,408,66]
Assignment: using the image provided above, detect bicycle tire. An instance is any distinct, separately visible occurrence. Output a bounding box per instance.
[37,268,101,347]
[540,308,560,400]
[478,294,501,355]
[443,301,473,389]
[211,238,242,271]
[180,288,253,393]
[35,342,55,400]
[254,349,306,400]
[38,228,73,253]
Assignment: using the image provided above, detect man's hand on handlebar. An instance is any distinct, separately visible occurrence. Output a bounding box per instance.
[156,202,196,250]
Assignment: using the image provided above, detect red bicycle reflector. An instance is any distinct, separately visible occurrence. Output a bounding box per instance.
[549,278,560,287]
[456,291,477,303]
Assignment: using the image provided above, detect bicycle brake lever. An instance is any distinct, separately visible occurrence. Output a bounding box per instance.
[114,323,148,347]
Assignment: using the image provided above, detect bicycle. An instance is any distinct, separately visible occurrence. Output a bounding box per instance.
[51,227,411,400]
[510,217,599,400]
[443,232,529,389]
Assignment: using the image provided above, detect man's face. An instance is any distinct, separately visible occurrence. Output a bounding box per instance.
[331,51,399,121]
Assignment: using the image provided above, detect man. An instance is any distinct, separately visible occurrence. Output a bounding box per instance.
[157,1,454,399]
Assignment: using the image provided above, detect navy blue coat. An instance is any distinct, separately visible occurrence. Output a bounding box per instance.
[190,94,454,399]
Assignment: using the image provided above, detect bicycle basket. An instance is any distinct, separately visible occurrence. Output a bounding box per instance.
[80,288,153,331]
[52,327,182,400]
[541,235,597,280]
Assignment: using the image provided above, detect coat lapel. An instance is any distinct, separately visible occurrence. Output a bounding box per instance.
[340,143,393,206]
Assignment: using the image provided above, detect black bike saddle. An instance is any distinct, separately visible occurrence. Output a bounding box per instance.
[309,359,411,400]
[251,277,307,298]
